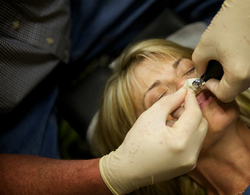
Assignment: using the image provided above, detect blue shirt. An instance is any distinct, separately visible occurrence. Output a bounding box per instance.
[244,185,250,195]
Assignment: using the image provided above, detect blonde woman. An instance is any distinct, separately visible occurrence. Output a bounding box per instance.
[91,39,250,195]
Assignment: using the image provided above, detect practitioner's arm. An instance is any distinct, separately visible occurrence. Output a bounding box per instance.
[0,154,111,195]
[0,89,207,195]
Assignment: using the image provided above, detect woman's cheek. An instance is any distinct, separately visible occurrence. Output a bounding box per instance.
[202,100,240,133]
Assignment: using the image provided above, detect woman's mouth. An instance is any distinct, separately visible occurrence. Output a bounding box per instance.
[196,90,216,110]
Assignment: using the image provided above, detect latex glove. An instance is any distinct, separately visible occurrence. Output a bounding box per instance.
[99,88,208,195]
[192,0,250,102]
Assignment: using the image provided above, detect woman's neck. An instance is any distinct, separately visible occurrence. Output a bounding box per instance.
[188,118,250,195]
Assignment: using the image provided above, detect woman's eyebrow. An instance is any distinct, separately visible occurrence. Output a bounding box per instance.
[142,80,161,109]
[172,58,183,69]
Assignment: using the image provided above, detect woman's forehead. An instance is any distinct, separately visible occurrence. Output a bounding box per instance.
[131,57,175,106]
[134,56,176,74]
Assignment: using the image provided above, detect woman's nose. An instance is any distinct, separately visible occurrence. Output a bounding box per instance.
[175,78,187,90]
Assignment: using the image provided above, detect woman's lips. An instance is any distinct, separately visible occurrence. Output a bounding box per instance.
[196,90,215,110]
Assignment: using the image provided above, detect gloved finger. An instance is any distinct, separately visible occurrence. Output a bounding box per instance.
[185,89,208,135]
[170,87,200,119]
[149,87,187,121]
[173,89,203,133]
[205,78,237,102]
[170,106,184,119]
[197,117,208,137]
[192,42,214,77]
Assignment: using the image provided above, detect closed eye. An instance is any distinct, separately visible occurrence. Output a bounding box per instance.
[157,91,167,101]
[184,67,195,76]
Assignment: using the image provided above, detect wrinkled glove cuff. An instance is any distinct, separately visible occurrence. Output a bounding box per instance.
[99,154,120,195]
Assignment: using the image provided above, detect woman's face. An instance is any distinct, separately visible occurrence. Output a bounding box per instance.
[132,56,240,149]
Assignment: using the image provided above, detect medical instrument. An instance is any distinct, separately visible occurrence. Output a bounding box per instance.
[192,60,224,91]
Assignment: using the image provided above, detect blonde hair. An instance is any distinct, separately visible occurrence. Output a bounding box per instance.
[91,39,250,195]
[236,89,250,128]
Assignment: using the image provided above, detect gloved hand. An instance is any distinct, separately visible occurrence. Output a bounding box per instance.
[99,88,208,195]
[192,0,250,102]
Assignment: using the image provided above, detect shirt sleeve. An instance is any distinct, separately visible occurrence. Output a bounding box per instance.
[0,0,71,113]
